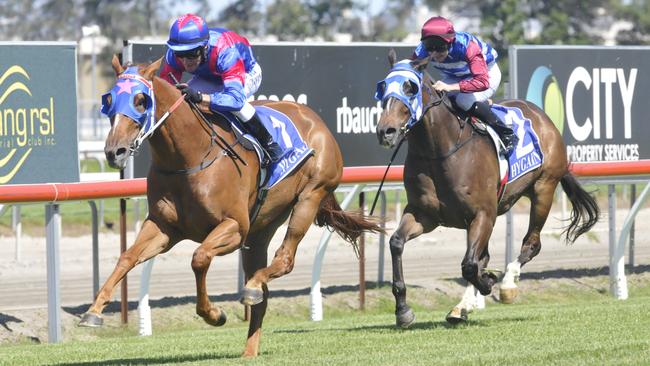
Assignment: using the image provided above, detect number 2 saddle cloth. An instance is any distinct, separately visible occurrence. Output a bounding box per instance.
[487,104,544,199]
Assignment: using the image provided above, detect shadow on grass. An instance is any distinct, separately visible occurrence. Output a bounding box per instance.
[63,283,397,316]
[52,351,240,366]
[271,314,530,335]
[0,313,23,331]
[446,264,650,285]
[63,264,650,316]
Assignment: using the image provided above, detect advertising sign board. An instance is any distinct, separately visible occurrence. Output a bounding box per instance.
[511,46,649,162]
[0,42,79,184]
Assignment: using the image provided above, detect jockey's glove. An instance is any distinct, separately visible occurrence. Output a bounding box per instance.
[178,84,202,104]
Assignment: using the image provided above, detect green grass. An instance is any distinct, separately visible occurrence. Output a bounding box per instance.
[1,280,649,366]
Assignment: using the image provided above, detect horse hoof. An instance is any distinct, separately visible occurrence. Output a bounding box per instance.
[445,307,468,324]
[78,312,103,327]
[395,307,415,328]
[500,287,518,304]
[241,288,264,306]
[206,309,227,327]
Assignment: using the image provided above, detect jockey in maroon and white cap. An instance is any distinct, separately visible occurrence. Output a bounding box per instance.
[413,16,517,155]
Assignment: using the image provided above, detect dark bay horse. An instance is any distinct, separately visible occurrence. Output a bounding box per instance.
[79,56,380,357]
[375,52,599,326]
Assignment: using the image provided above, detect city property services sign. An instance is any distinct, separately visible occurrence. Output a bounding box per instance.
[511,46,649,162]
[0,43,79,184]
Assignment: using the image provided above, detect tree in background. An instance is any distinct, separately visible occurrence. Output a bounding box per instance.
[0,0,645,47]
[363,0,417,41]
[308,0,357,40]
[266,0,314,41]
[216,0,262,38]
[478,0,610,97]
[612,0,650,45]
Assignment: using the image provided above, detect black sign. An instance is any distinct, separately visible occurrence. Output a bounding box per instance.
[511,46,650,162]
[0,43,79,184]
[125,42,420,177]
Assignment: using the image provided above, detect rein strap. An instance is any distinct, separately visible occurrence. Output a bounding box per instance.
[134,94,185,149]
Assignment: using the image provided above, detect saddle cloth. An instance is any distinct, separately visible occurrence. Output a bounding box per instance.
[227,105,314,189]
[485,104,544,187]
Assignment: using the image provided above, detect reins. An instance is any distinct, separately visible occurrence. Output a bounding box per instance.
[369,68,475,215]
[151,74,247,175]
[418,71,476,160]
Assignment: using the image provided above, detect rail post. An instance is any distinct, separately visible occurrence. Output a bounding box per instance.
[45,203,62,343]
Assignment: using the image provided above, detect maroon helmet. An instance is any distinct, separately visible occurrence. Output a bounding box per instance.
[421,16,455,43]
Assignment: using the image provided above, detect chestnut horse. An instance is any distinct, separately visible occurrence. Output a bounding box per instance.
[375,52,599,326]
[78,56,380,357]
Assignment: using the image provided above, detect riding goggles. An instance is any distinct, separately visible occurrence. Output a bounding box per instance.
[424,36,450,53]
[174,47,202,59]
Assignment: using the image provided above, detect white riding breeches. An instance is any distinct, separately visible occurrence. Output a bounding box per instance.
[445,62,502,111]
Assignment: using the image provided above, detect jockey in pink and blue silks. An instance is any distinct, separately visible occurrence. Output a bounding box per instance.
[160,13,283,162]
[412,16,517,155]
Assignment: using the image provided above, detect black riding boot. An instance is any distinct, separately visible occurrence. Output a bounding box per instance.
[470,101,518,156]
[245,113,284,163]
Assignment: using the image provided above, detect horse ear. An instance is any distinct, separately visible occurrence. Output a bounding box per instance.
[388,48,397,68]
[111,54,124,75]
[143,57,163,80]
[411,53,431,72]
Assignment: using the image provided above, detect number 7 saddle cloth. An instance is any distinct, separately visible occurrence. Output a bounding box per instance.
[226,105,314,189]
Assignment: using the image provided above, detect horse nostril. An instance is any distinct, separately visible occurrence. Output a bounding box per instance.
[115,147,128,159]
[385,128,397,138]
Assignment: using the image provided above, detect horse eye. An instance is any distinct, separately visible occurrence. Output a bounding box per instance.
[403,81,416,97]
[134,94,147,113]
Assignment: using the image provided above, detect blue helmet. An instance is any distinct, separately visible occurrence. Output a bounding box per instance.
[167,14,209,52]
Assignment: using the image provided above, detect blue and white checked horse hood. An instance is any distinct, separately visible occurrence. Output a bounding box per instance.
[374,59,424,128]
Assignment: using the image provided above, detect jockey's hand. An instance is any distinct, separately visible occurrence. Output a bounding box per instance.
[178,85,202,104]
[432,81,459,93]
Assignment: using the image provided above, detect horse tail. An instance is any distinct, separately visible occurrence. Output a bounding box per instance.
[315,192,384,246]
[559,172,600,243]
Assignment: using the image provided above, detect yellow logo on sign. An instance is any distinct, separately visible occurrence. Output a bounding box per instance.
[0,65,56,183]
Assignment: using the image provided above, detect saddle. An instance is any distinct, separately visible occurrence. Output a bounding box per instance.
[448,98,489,135]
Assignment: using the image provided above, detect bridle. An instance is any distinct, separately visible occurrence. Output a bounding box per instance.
[104,68,246,175]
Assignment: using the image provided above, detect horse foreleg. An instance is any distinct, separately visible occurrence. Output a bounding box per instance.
[391,206,436,328]
[446,283,484,324]
[462,211,497,296]
[242,189,327,306]
[79,219,171,327]
[501,179,556,303]
[192,218,243,327]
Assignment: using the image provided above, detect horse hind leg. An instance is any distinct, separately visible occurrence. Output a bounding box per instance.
[192,218,243,327]
[79,219,172,327]
[242,188,329,306]
[501,179,557,303]
[390,205,437,328]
